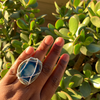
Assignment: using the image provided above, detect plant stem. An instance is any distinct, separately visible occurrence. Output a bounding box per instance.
[73,53,85,70]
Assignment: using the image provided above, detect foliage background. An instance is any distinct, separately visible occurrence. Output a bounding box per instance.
[1,0,100,100]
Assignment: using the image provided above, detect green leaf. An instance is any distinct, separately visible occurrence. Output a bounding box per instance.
[95,59,100,73]
[65,68,84,77]
[51,93,61,100]
[11,40,22,48]
[75,24,86,37]
[15,47,23,54]
[67,88,82,100]
[58,91,68,100]
[30,20,35,31]
[10,11,21,19]
[28,2,38,8]
[69,15,79,35]
[1,69,8,78]
[59,28,69,37]
[86,43,100,53]
[90,74,100,89]
[37,18,45,25]
[80,29,85,42]
[24,14,29,22]
[60,76,72,89]
[55,19,64,29]
[22,43,29,50]
[48,23,55,33]
[84,36,94,45]
[5,51,13,62]
[79,81,91,97]
[73,0,80,8]
[88,7,95,17]
[94,1,100,14]
[6,63,12,69]
[74,43,81,55]
[20,33,29,43]
[83,63,92,71]
[84,70,92,78]
[2,43,11,52]
[61,42,76,60]
[82,17,90,26]
[54,2,60,14]
[8,51,15,64]
[54,29,69,40]
[17,19,28,29]
[96,9,100,17]
[80,46,93,56]
[45,30,57,39]
[26,0,37,7]
[70,74,83,88]
[61,43,74,55]
[91,16,100,28]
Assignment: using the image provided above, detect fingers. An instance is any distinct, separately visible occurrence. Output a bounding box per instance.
[41,54,69,100]
[31,37,65,90]
[15,36,54,88]
[1,47,34,85]
[33,35,54,61]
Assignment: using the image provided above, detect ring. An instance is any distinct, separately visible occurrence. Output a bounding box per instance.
[16,57,42,85]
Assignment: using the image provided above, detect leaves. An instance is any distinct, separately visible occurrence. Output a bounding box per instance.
[55,19,64,29]
[69,15,79,35]
[86,43,100,53]
[90,74,100,89]
[17,19,28,30]
[11,40,22,48]
[91,16,100,28]
[95,59,100,73]
[1,69,8,78]
[74,43,81,55]
[79,81,91,97]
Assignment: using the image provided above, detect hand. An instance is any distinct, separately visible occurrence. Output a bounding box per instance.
[0,35,69,100]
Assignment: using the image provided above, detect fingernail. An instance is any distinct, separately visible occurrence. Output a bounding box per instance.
[44,36,53,45]
[25,46,34,54]
[55,37,64,46]
[61,54,69,62]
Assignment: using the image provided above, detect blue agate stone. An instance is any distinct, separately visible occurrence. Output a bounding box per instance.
[17,57,42,85]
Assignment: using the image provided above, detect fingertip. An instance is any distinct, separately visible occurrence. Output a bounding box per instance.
[25,46,34,55]
[44,35,54,45]
[61,53,69,63]
[55,37,64,47]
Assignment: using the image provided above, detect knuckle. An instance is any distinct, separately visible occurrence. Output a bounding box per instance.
[51,76,60,88]
[59,60,67,71]
[42,62,52,75]
[38,41,49,52]
[52,44,62,56]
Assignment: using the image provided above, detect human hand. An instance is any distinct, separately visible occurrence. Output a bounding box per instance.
[0,35,69,100]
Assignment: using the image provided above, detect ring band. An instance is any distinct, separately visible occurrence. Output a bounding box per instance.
[16,57,42,85]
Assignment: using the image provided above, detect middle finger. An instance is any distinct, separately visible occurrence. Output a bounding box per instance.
[31,37,64,91]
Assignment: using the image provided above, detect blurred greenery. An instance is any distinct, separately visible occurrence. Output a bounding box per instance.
[1,0,100,100]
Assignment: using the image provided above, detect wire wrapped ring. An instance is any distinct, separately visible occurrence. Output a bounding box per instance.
[16,57,42,85]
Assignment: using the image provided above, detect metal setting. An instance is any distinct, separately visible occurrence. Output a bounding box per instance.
[16,57,42,85]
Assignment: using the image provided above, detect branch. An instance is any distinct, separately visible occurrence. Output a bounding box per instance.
[73,53,86,70]
[13,20,17,36]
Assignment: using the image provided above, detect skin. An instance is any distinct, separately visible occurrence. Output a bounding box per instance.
[0,35,69,100]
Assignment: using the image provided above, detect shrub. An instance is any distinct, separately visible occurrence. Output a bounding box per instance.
[45,0,100,99]
[1,0,100,99]
[0,0,47,78]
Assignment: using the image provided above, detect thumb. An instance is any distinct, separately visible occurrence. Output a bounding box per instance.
[1,46,34,85]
